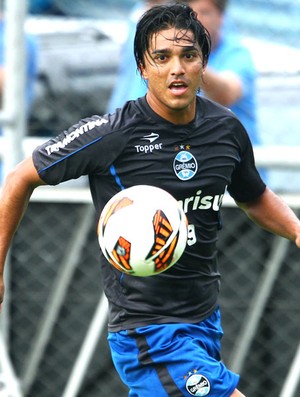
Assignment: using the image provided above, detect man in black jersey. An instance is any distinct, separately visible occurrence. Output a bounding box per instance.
[0,4,300,397]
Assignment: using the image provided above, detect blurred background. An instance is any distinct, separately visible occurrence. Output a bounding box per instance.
[0,1,299,397]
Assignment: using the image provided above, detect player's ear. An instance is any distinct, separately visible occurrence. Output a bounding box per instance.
[139,63,148,80]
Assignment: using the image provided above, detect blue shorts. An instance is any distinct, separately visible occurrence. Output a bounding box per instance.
[108,308,239,397]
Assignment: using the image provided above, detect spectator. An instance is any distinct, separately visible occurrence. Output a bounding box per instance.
[187,0,259,146]
[107,0,168,112]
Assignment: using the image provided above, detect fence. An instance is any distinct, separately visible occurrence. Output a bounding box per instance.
[2,190,299,397]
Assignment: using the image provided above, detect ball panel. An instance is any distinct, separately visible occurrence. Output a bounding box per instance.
[99,196,133,236]
[153,232,179,273]
[112,236,132,272]
[146,209,174,259]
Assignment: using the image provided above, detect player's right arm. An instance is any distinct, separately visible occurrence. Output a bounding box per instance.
[0,156,46,306]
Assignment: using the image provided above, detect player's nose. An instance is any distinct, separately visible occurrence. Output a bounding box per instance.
[170,57,185,76]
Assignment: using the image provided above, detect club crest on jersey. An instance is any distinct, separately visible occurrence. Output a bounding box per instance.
[185,373,210,396]
[173,150,198,181]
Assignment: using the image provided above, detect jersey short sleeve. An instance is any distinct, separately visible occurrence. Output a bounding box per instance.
[227,121,266,202]
[32,114,129,185]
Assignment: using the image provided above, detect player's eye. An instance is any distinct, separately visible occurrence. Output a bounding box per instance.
[155,54,167,61]
[184,52,198,60]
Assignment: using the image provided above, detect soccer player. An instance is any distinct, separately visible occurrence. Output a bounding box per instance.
[0,4,300,396]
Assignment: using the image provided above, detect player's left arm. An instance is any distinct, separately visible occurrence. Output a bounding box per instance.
[236,187,300,248]
[0,156,46,307]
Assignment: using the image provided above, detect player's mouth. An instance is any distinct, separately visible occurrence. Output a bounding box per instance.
[168,81,188,96]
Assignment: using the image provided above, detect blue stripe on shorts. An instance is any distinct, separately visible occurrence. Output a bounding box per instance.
[108,308,239,397]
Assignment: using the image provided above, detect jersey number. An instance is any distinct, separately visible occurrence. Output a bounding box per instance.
[187,224,196,246]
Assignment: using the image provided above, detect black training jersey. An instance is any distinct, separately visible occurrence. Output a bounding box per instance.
[33,96,266,331]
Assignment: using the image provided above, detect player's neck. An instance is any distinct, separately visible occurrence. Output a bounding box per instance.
[145,94,196,125]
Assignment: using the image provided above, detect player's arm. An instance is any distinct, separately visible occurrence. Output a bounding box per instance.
[0,156,45,305]
[200,68,242,106]
[236,187,300,248]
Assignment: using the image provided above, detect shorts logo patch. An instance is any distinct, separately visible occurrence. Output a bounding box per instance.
[185,373,210,396]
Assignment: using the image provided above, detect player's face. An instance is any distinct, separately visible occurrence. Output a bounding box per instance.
[140,27,204,124]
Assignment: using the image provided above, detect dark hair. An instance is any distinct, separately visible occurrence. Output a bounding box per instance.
[134,3,211,70]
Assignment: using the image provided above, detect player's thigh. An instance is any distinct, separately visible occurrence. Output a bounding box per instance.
[108,323,240,396]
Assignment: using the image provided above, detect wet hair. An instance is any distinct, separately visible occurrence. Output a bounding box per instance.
[134,3,211,70]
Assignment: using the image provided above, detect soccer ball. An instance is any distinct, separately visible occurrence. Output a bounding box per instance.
[97,185,188,277]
